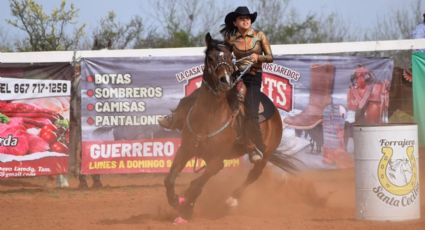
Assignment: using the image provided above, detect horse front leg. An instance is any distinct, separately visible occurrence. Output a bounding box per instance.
[164,147,192,208]
[177,158,224,220]
[226,159,267,207]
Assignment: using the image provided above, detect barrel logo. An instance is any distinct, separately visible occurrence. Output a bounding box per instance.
[377,146,417,196]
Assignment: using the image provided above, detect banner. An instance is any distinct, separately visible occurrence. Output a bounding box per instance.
[80,57,242,174]
[273,56,393,169]
[0,63,73,178]
[80,56,393,174]
[412,52,425,147]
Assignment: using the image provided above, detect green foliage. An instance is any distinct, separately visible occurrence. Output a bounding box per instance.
[171,31,191,47]
[0,27,12,52]
[1,0,422,51]
[389,109,415,123]
[7,0,85,51]
[1,0,352,50]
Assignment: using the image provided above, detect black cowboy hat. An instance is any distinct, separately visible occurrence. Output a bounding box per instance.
[224,6,257,26]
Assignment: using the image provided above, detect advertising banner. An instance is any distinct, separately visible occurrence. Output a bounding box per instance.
[274,56,393,169]
[80,56,393,174]
[0,64,73,178]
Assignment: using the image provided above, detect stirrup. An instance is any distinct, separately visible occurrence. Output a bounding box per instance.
[158,114,174,129]
[249,146,263,163]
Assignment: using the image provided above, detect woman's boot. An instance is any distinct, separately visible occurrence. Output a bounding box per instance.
[245,118,265,163]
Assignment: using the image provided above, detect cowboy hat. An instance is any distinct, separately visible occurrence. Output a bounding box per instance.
[224,6,257,26]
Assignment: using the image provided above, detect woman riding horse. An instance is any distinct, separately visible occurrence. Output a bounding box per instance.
[164,32,283,224]
[159,6,273,163]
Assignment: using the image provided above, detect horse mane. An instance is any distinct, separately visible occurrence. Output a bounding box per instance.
[204,38,232,55]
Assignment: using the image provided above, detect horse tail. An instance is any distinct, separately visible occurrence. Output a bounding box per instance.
[269,150,301,174]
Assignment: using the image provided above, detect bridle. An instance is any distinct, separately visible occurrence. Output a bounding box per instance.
[203,55,253,94]
[185,44,237,142]
[202,45,236,94]
[185,43,253,142]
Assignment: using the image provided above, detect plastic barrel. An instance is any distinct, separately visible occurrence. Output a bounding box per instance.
[353,123,420,221]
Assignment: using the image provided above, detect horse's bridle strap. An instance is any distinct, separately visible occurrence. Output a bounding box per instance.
[201,80,219,95]
[185,106,233,140]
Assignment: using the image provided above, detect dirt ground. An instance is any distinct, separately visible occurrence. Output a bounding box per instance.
[1,149,424,230]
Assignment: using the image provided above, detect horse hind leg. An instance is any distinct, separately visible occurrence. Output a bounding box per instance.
[227,109,282,207]
[177,158,224,220]
[226,159,267,207]
[164,147,192,208]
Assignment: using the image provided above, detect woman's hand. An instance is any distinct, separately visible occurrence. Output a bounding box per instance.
[250,53,259,63]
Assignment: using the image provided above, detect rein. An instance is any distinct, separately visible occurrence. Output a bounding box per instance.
[187,53,250,173]
[230,62,253,88]
[185,106,233,141]
[204,57,253,94]
[188,54,249,142]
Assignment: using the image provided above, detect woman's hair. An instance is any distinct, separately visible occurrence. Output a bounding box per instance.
[220,23,238,39]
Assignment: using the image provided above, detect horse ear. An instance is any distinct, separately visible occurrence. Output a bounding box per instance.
[205,32,212,45]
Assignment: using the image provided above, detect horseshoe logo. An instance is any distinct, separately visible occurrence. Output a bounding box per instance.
[378,146,417,196]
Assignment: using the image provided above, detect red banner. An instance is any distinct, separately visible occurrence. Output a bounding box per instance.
[81,138,240,174]
[0,64,73,178]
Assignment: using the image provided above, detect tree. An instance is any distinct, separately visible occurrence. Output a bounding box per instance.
[136,0,230,48]
[369,0,423,40]
[7,0,85,51]
[249,0,351,44]
[0,27,12,52]
[366,0,424,67]
[91,11,143,50]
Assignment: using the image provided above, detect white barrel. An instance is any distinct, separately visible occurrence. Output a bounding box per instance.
[353,124,420,221]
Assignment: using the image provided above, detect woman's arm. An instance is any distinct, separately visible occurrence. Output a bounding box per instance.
[258,31,273,63]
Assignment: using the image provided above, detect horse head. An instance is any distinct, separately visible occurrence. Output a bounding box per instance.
[203,33,236,93]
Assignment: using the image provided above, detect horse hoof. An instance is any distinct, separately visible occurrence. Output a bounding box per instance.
[173,216,188,224]
[225,196,239,208]
[249,154,263,163]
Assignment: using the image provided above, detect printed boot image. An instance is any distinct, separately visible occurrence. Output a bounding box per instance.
[321,104,353,168]
[284,64,335,130]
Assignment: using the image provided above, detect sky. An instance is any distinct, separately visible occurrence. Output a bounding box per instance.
[0,0,422,42]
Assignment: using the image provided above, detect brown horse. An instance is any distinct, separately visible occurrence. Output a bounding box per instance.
[164,33,284,223]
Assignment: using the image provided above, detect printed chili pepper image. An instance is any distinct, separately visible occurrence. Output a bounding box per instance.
[0,97,71,155]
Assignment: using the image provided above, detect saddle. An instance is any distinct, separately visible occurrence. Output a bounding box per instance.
[166,87,275,132]
[231,91,276,143]
[229,85,275,118]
